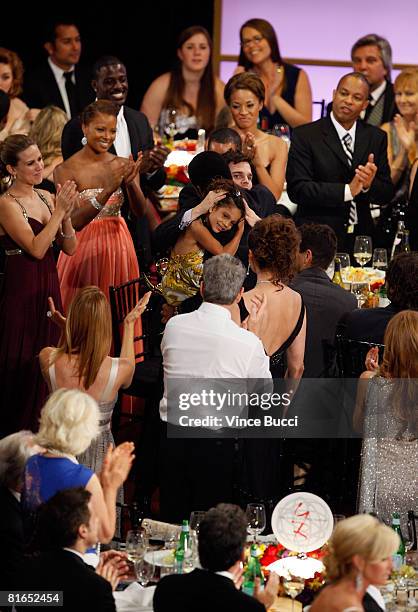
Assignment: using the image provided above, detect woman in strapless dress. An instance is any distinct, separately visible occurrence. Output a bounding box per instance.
[54,100,147,313]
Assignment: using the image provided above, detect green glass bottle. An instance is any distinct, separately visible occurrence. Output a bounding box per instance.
[175,520,190,574]
[242,544,264,596]
[332,257,344,288]
[391,512,405,570]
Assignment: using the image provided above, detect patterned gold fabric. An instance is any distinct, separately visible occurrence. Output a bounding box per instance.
[159,250,204,306]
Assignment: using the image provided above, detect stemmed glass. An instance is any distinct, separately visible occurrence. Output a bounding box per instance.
[372,248,388,271]
[246,503,266,543]
[353,236,372,268]
[336,253,351,285]
[282,574,305,611]
[135,552,155,586]
[126,529,146,564]
[190,511,206,535]
[351,282,369,308]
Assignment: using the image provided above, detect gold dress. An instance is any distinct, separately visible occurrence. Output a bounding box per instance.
[158,249,204,306]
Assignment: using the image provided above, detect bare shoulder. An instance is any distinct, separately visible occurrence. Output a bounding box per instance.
[12,97,29,113]
[269,134,288,155]
[234,65,245,75]
[148,72,171,92]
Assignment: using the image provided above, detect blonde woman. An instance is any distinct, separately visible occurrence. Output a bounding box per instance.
[39,286,150,473]
[29,106,68,192]
[22,389,134,543]
[311,515,398,612]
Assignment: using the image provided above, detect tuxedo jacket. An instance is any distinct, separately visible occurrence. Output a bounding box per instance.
[286,115,393,242]
[22,61,94,115]
[339,303,401,345]
[61,106,164,192]
[153,568,265,612]
[21,549,115,611]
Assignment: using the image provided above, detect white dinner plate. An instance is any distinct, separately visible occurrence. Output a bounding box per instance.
[144,549,174,568]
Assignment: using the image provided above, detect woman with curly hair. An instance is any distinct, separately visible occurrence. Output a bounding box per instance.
[311,514,398,611]
[0,48,32,140]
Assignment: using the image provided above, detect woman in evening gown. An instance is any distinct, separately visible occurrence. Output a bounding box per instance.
[54,100,146,313]
[0,134,78,435]
[355,310,418,531]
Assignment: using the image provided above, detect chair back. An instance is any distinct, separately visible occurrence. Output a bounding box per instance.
[335,335,385,378]
[313,99,326,118]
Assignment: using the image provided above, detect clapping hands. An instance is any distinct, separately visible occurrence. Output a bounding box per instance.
[394,113,417,152]
[100,442,135,490]
[55,180,79,220]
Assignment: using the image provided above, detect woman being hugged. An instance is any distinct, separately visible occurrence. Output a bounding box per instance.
[0,134,78,436]
[141,25,225,137]
[235,18,312,130]
[224,73,287,200]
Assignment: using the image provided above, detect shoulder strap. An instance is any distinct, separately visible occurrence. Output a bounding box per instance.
[34,189,53,215]
[278,296,305,353]
[48,362,58,391]
[7,192,29,222]
[100,358,119,401]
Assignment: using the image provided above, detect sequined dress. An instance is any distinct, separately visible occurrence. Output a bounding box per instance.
[57,188,139,313]
[358,377,418,530]
[158,249,204,306]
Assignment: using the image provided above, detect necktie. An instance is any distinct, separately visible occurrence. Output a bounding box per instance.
[342,133,358,227]
[63,71,77,118]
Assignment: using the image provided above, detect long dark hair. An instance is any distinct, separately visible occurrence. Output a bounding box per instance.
[238,18,283,70]
[163,26,216,132]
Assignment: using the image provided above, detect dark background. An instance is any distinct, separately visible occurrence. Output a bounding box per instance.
[2,0,215,108]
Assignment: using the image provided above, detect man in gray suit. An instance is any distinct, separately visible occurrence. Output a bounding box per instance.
[291,223,357,378]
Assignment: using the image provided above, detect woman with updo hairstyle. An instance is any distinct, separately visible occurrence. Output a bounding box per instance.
[141,25,225,137]
[235,18,312,130]
[54,99,146,314]
[311,514,398,611]
[0,134,78,436]
[224,72,287,200]
[29,106,68,193]
[0,48,32,140]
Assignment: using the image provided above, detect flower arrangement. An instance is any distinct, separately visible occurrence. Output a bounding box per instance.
[165,164,189,186]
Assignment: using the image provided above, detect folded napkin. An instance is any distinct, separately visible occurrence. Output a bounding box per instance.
[114,582,155,612]
[142,518,181,541]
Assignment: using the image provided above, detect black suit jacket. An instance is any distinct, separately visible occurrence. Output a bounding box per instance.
[153,568,265,612]
[61,105,164,192]
[291,267,357,377]
[286,116,393,244]
[21,549,115,612]
[340,303,400,345]
[0,486,24,594]
[22,61,94,115]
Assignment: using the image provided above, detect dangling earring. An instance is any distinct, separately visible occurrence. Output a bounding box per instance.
[81,136,87,146]
[246,263,250,276]
[355,571,363,592]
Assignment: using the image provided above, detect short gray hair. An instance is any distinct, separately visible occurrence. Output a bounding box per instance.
[35,389,99,456]
[351,34,392,79]
[202,254,246,305]
[0,430,35,489]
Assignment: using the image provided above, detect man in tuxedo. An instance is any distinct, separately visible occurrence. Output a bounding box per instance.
[154,503,278,611]
[23,21,94,118]
[22,487,117,611]
[287,72,393,250]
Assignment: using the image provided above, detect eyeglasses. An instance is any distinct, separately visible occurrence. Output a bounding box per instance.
[241,34,264,48]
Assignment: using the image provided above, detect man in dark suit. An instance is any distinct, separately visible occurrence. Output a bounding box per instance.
[340,251,418,344]
[23,21,94,118]
[287,72,393,250]
[154,503,278,612]
[22,487,117,612]
[291,223,357,377]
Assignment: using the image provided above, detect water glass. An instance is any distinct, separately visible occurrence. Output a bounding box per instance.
[353,236,372,268]
[135,552,155,586]
[351,282,369,308]
[283,574,305,611]
[126,529,146,564]
[246,503,266,542]
[336,253,350,271]
[372,248,388,271]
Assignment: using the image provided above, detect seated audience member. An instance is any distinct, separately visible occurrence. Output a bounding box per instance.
[158,255,271,522]
[23,389,134,543]
[28,105,68,192]
[23,21,94,118]
[39,286,150,473]
[141,26,224,138]
[292,223,357,377]
[355,311,418,530]
[0,431,38,591]
[154,503,279,611]
[23,487,117,611]
[310,515,398,612]
[341,251,418,344]
[224,72,288,199]
[207,126,242,154]
[0,48,31,140]
[223,150,254,190]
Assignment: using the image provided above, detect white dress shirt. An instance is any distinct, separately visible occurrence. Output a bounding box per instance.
[48,57,75,119]
[114,106,132,158]
[159,301,271,421]
[330,111,357,202]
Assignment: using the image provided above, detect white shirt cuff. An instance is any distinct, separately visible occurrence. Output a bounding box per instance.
[179,209,193,230]
[344,184,353,201]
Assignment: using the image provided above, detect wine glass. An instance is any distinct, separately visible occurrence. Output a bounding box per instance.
[189,511,206,535]
[354,236,372,268]
[372,248,388,271]
[126,529,146,564]
[351,282,369,308]
[135,552,155,586]
[246,503,266,543]
[336,252,350,271]
[271,123,290,147]
[283,574,305,611]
